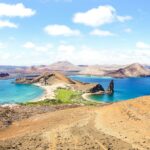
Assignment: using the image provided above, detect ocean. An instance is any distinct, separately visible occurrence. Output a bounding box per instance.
[70,75,150,103]
[0,79,44,104]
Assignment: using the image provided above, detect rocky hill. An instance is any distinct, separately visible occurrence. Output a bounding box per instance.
[16,72,104,93]
[49,61,81,71]
[107,63,150,78]
[1,62,150,78]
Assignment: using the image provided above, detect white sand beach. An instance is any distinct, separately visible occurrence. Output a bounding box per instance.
[82,93,94,101]
[34,83,70,101]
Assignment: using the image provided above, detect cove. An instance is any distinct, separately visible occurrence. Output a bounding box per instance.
[0,79,44,104]
[70,75,150,103]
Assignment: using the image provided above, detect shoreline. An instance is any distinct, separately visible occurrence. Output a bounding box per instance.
[82,92,107,104]
[35,83,105,104]
[33,83,70,102]
[0,83,104,107]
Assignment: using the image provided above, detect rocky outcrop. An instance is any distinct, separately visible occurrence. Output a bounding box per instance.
[16,72,105,94]
[16,72,76,85]
[16,78,33,84]
[89,84,104,93]
[0,73,9,78]
[74,83,104,93]
[106,80,114,94]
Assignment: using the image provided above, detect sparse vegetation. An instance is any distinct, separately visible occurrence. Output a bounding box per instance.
[20,99,63,106]
[21,88,97,106]
[55,88,83,103]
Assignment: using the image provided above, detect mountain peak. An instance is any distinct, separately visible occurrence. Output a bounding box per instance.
[49,61,80,71]
[51,61,73,65]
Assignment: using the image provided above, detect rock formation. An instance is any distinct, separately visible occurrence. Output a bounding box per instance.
[16,72,105,94]
[16,72,76,85]
[106,80,114,94]
[89,84,104,93]
[0,73,9,78]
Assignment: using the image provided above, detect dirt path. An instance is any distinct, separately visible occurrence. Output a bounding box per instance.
[0,96,150,150]
[0,106,133,150]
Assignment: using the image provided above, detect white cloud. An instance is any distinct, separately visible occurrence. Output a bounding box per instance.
[44,24,80,36]
[0,42,7,49]
[0,20,18,28]
[117,16,132,22]
[0,3,36,17]
[23,42,35,49]
[36,44,52,52]
[23,42,53,52]
[49,44,150,65]
[124,28,132,33]
[1,43,150,65]
[73,5,132,27]
[136,41,150,49]
[58,44,75,53]
[90,29,115,36]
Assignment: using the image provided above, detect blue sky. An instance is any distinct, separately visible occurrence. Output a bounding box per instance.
[0,0,150,65]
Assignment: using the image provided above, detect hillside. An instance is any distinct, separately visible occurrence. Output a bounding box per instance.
[1,62,150,77]
[49,61,81,71]
[0,96,149,149]
[107,63,150,78]
[16,72,105,93]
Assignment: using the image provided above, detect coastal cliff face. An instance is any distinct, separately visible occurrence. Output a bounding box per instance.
[16,72,105,94]
[89,84,104,93]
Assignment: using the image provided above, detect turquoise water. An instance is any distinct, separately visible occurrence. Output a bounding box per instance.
[0,79,44,104]
[70,75,150,103]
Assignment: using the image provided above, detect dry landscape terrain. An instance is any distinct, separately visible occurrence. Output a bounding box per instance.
[0,96,149,150]
[1,61,150,78]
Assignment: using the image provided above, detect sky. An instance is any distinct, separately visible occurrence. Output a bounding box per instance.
[0,0,150,66]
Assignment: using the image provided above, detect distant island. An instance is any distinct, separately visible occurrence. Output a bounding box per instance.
[16,72,114,100]
[0,73,9,78]
[0,61,150,78]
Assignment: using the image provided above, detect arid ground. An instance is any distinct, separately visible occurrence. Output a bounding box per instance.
[0,96,150,150]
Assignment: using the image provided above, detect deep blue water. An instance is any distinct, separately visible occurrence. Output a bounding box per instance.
[0,79,44,104]
[69,75,150,103]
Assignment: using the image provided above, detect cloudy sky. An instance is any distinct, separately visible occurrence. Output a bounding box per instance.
[0,0,150,66]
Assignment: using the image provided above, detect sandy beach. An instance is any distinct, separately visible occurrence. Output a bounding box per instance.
[33,83,70,101]
[34,83,100,103]
[82,92,107,104]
